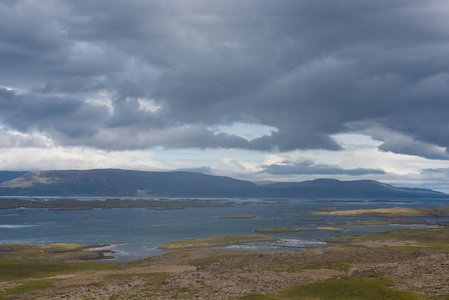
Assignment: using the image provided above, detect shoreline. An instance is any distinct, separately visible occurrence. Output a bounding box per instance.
[159,235,277,250]
[2,226,449,298]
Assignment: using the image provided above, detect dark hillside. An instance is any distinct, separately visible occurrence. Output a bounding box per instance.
[0,170,446,198]
[260,178,447,198]
[0,171,28,184]
[0,169,259,197]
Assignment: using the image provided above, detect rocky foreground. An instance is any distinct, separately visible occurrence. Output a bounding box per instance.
[1,227,449,299]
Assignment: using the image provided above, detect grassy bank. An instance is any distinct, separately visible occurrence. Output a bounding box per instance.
[313,206,449,217]
[161,234,276,249]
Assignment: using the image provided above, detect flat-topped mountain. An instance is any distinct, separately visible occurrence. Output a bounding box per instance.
[0,171,28,184]
[0,169,446,198]
[0,169,258,197]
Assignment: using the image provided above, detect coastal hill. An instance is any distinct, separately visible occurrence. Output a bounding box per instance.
[0,169,258,197]
[260,178,447,198]
[0,169,447,198]
[0,171,28,184]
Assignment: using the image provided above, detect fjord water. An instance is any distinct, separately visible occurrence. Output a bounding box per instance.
[1,197,449,262]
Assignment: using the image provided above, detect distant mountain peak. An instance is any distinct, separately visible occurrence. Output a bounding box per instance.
[0,170,446,198]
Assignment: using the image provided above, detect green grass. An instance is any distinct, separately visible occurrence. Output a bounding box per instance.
[0,243,113,262]
[317,206,340,211]
[255,226,299,233]
[104,272,168,279]
[328,227,449,253]
[2,279,59,296]
[239,278,425,300]
[316,227,345,231]
[326,219,433,226]
[313,206,449,218]
[285,262,352,273]
[161,235,276,249]
[0,261,116,281]
[187,254,257,267]
[294,227,345,232]
[386,246,426,255]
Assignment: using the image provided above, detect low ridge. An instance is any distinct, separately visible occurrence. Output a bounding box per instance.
[0,169,446,198]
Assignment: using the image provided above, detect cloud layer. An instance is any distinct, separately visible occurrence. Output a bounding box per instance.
[1,0,449,159]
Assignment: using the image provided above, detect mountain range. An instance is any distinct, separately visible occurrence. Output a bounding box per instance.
[0,169,446,198]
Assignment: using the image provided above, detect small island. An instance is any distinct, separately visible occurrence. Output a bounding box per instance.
[255,226,300,233]
[160,234,276,249]
[255,226,345,233]
[313,206,449,218]
[326,219,449,226]
[317,207,340,212]
[297,227,346,232]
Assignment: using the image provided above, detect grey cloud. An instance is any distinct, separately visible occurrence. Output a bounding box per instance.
[378,139,449,161]
[62,125,250,151]
[421,168,449,175]
[1,0,449,156]
[262,160,386,176]
[0,88,108,139]
[357,124,449,160]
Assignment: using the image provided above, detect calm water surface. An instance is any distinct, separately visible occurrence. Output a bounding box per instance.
[1,197,448,262]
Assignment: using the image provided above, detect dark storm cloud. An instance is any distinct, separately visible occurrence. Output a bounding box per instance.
[0,88,108,139]
[262,160,385,176]
[1,0,449,156]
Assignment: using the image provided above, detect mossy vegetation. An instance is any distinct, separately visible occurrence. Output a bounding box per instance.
[161,235,276,249]
[326,219,437,226]
[2,279,59,296]
[0,243,117,282]
[255,226,299,233]
[328,227,449,253]
[255,225,345,233]
[2,219,449,299]
[317,206,340,211]
[0,262,88,281]
[104,272,168,279]
[1,227,449,299]
[295,227,346,232]
[187,253,257,267]
[285,261,352,273]
[240,278,424,299]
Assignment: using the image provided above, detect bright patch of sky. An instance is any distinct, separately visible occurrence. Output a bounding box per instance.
[137,98,162,113]
[209,123,278,140]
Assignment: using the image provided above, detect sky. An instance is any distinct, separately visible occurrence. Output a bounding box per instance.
[1,0,449,191]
